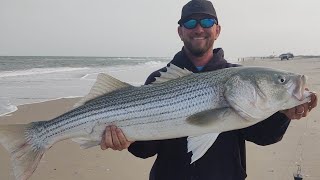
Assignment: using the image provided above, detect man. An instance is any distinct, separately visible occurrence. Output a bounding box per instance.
[100,0,318,179]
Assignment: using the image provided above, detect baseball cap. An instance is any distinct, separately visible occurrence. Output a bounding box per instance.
[178,0,218,24]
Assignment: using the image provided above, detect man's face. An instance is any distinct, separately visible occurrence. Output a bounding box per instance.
[178,14,221,57]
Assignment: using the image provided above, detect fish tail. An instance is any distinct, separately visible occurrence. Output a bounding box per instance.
[0,124,45,180]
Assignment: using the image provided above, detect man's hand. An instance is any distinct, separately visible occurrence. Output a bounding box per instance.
[281,91,318,120]
[100,126,133,151]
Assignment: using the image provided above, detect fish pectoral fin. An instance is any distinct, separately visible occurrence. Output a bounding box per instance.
[187,133,220,163]
[186,108,232,126]
[73,73,132,108]
[71,138,100,149]
[153,64,193,84]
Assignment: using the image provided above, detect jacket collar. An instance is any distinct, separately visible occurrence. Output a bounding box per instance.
[169,48,230,72]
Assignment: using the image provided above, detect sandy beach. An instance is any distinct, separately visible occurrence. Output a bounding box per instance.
[1,57,319,180]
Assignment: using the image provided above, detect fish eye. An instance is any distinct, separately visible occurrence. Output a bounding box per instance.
[278,75,286,83]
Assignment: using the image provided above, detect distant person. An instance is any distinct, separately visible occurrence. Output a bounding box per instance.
[100,0,318,179]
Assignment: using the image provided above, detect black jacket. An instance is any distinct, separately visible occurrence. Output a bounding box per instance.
[128,48,290,180]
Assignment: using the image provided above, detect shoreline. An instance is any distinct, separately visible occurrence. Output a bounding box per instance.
[0,60,168,117]
[0,96,83,117]
[1,57,319,180]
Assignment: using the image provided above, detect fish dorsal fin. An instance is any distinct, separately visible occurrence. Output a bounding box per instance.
[73,73,131,108]
[153,64,193,84]
[187,133,220,163]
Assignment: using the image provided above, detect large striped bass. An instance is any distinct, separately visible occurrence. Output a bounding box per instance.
[0,65,312,180]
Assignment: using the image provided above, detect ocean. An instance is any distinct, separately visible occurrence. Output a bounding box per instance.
[0,56,170,116]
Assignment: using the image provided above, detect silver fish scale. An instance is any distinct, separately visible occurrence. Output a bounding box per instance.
[2,65,311,180]
[30,68,239,145]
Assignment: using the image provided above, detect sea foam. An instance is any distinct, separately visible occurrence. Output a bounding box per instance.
[0,98,18,117]
[0,67,89,78]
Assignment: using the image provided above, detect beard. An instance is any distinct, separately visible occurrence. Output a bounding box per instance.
[183,37,214,57]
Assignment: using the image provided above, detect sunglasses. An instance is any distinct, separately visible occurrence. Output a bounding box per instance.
[182,18,217,29]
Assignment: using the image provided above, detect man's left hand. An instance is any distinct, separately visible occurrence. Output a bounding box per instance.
[281,91,318,120]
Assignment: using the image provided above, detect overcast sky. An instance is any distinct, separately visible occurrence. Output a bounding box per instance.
[1,0,319,58]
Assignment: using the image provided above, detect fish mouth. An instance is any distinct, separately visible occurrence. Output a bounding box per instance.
[290,75,309,101]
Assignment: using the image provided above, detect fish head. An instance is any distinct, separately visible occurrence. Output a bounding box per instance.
[224,67,311,121]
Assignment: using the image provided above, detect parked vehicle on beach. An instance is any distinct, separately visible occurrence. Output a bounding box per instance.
[279,53,294,60]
